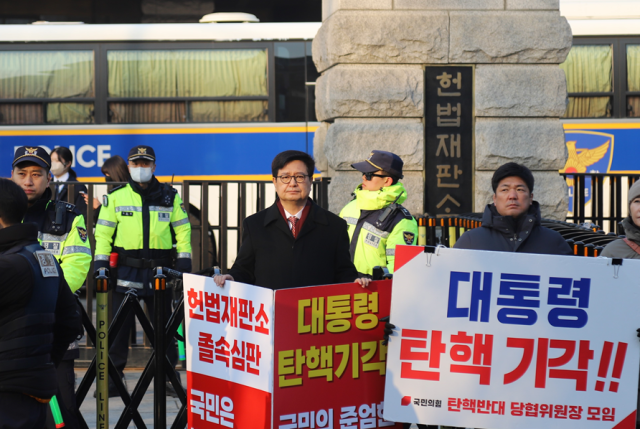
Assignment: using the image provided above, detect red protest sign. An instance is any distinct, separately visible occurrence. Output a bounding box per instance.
[273,280,401,429]
[184,274,274,429]
[187,372,271,428]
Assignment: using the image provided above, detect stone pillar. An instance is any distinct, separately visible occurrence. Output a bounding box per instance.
[313,0,572,220]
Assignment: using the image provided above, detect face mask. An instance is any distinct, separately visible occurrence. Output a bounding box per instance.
[105,176,114,182]
[50,161,66,176]
[130,167,153,183]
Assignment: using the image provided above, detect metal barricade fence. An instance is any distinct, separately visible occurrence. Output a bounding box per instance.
[560,173,640,234]
[75,267,187,429]
[417,213,623,257]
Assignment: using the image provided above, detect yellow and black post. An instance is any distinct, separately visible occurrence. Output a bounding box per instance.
[94,267,109,429]
[153,267,167,428]
[417,216,427,246]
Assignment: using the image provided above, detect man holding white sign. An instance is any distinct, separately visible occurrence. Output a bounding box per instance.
[384,243,640,429]
[383,163,640,429]
[453,162,571,256]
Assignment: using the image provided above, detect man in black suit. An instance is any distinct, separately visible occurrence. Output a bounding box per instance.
[214,150,369,290]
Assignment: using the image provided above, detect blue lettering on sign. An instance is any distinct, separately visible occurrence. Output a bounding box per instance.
[447,271,492,322]
[446,271,591,328]
[547,277,590,328]
[496,273,540,326]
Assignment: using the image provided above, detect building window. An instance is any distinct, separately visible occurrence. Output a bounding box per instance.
[0,50,95,124]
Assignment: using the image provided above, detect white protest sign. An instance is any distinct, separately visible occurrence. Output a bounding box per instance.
[383,246,640,429]
[184,274,274,429]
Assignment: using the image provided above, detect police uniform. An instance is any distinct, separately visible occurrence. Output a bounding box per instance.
[94,145,191,389]
[14,147,92,293]
[12,146,90,429]
[0,221,81,428]
[339,151,419,277]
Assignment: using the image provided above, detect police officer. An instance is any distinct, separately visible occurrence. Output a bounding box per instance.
[0,178,81,428]
[11,146,91,429]
[12,146,92,292]
[94,145,192,396]
[339,150,419,277]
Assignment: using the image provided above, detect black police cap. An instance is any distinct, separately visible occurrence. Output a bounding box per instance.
[352,150,404,179]
[12,146,51,170]
[128,145,156,162]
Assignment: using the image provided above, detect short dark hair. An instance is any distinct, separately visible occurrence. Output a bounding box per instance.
[0,178,28,225]
[383,171,400,186]
[491,162,534,193]
[271,150,315,177]
[14,161,49,174]
[52,146,73,166]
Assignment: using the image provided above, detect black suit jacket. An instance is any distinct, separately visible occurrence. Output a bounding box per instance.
[54,169,88,216]
[228,200,358,290]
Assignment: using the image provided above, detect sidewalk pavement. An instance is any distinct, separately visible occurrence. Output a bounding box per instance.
[75,369,433,429]
[76,368,186,429]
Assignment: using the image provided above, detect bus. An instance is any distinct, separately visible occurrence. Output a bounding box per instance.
[559,0,640,219]
[0,19,322,181]
[0,4,638,185]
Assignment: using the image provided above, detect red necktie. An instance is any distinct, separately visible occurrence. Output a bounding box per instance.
[288,216,299,238]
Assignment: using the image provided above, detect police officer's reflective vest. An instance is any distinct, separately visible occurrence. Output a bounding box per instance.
[94,180,192,290]
[0,244,59,373]
[23,191,92,293]
[339,182,419,276]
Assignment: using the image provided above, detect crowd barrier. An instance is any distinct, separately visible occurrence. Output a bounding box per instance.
[415,213,624,257]
[75,267,187,429]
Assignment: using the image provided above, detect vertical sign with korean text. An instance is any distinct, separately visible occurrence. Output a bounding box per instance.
[274,281,401,429]
[424,66,474,215]
[384,246,640,429]
[184,274,274,429]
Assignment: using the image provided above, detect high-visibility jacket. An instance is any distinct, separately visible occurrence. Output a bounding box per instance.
[339,182,418,276]
[94,178,192,293]
[23,188,92,293]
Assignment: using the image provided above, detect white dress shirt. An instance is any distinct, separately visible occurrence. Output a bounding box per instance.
[284,207,304,231]
[54,171,70,195]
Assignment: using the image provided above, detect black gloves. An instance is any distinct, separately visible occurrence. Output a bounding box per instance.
[381,316,396,345]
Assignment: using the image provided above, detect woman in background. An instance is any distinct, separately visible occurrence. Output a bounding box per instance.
[51,146,87,214]
[83,155,131,223]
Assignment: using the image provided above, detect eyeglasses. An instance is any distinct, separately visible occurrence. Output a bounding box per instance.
[363,172,390,181]
[277,174,309,184]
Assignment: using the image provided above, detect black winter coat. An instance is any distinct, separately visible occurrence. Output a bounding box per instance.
[53,169,88,216]
[454,202,572,255]
[0,223,82,398]
[229,200,359,290]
